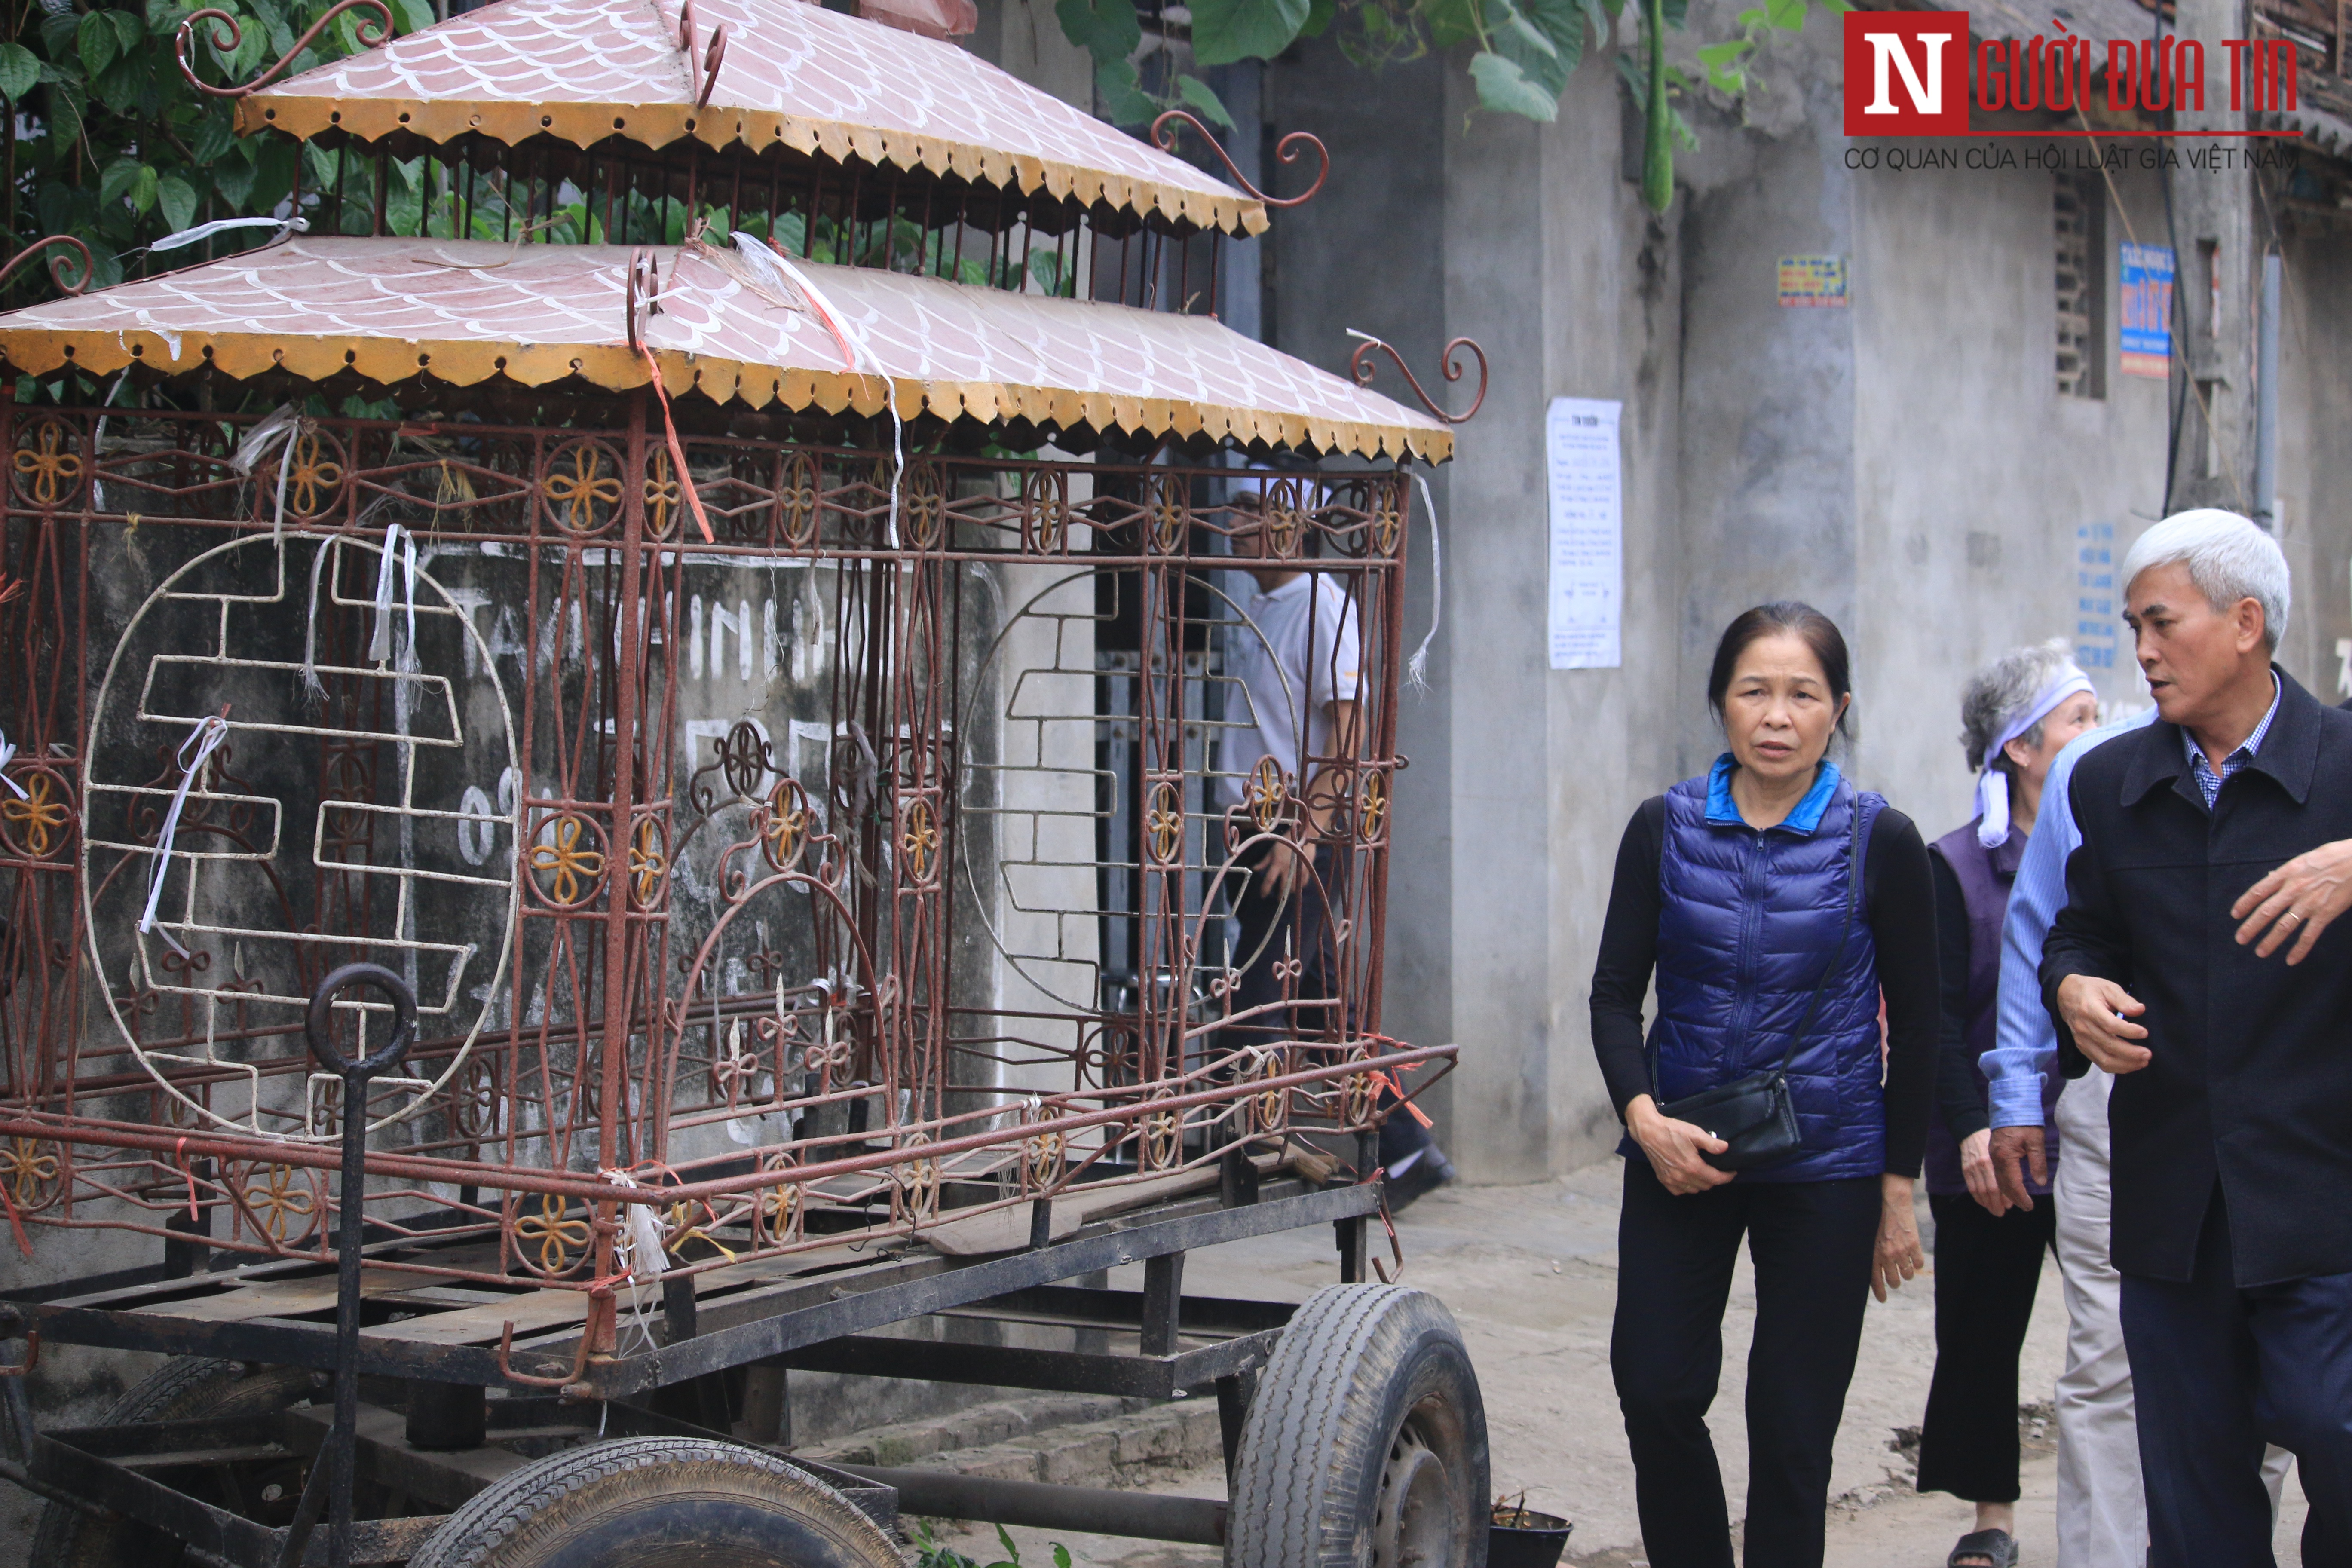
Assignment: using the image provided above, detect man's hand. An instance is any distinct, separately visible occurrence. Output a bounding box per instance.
[1263,838,1308,902]
[2054,974,2152,1074]
[1873,1174,1924,1303]
[1989,1124,2048,1213]
[1960,1128,2011,1217]
[2231,839,2352,965]
[1625,1097,1735,1195]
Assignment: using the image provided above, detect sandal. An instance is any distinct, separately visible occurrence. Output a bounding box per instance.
[1949,1529,2018,1568]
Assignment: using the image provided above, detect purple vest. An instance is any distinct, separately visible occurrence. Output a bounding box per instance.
[1923,818,2060,1196]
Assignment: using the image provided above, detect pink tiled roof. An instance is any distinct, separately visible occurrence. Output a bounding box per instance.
[238,0,1268,237]
[0,238,1448,459]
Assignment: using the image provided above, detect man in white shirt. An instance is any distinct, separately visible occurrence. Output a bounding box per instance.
[1217,483,1453,1204]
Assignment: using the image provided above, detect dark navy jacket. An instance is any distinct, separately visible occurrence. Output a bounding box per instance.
[2043,670,2352,1285]
[1640,759,1890,1183]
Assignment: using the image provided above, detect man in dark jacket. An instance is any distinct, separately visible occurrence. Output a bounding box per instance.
[2041,509,2352,1565]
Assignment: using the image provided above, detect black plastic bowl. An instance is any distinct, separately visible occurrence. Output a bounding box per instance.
[1488,1508,1574,1568]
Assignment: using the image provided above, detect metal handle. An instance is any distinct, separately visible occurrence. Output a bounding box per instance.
[305,962,416,1080]
[301,963,414,1568]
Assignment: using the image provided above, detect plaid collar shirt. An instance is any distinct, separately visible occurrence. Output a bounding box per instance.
[2184,673,2282,809]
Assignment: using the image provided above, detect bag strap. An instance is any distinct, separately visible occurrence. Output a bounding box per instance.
[1768,799,1868,1081]
[1645,793,1869,1105]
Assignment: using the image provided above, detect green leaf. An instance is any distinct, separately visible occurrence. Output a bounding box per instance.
[190,112,237,166]
[392,0,434,33]
[1695,37,1751,92]
[1493,0,1558,60]
[158,173,199,233]
[1052,1550,1072,1568]
[1469,49,1559,117]
[46,78,86,156]
[1762,0,1803,28]
[40,12,80,57]
[1093,57,1158,126]
[101,159,145,208]
[1421,0,1482,51]
[85,242,125,291]
[1490,0,1585,92]
[1176,72,1236,129]
[1189,0,1312,65]
[992,1524,1024,1566]
[1299,0,1335,35]
[130,164,161,214]
[0,43,40,102]
[212,154,257,208]
[1054,0,1140,64]
[110,10,149,50]
[80,10,122,77]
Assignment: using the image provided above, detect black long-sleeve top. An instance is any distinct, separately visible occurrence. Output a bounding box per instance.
[1929,848,1993,1145]
[1587,795,1941,1178]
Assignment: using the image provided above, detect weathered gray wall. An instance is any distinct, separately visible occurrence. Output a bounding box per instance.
[1267,10,2346,1182]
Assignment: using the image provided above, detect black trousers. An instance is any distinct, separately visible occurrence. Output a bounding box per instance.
[1611,1157,1883,1568]
[2121,1186,2352,1568]
[1916,1194,2058,1503]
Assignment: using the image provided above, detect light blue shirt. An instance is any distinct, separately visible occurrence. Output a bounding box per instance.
[1984,708,2158,1129]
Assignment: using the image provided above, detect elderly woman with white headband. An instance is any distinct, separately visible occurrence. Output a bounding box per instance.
[1913,639,2101,1568]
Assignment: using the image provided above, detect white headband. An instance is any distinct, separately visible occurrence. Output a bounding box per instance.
[1976,670,2095,847]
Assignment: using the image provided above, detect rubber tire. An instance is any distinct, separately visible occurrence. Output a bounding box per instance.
[1225,1282,1490,1568]
[407,1435,905,1568]
[30,1357,322,1568]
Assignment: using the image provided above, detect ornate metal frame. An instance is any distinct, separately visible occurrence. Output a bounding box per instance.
[0,395,1442,1346]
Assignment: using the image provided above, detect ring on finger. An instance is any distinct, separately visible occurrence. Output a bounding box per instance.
[2283,910,2304,926]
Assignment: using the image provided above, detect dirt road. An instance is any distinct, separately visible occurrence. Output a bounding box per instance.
[973,1161,2312,1567]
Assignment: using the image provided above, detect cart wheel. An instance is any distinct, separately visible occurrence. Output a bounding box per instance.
[1226,1283,1489,1568]
[32,1357,321,1568]
[408,1435,904,1568]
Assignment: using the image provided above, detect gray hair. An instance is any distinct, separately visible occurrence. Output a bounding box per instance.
[1961,637,2083,774]
[2119,508,2291,652]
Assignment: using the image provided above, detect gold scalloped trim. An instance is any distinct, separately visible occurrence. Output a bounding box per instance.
[0,327,1449,463]
[235,97,1272,240]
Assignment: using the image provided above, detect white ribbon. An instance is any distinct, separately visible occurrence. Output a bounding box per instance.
[753,238,904,549]
[368,523,418,666]
[1976,671,2096,847]
[229,404,303,541]
[138,712,232,957]
[0,730,25,800]
[1407,473,1442,691]
[141,214,307,257]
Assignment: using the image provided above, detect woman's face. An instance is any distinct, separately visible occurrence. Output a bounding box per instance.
[2005,689,2101,794]
[1721,632,1847,784]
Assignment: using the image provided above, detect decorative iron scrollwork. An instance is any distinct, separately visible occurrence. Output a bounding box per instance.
[11,417,86,509]
[1149,111,1330,210]
[527,811,609,907]
[0,236,93,297]
[175,0,394,98]
[1348,334,1489,426]
[542,439,625,536]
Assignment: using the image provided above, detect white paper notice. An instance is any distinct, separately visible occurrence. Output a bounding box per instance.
[1546,397,1623,670]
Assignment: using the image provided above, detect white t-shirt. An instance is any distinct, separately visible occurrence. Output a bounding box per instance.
[1217,571,1361,809]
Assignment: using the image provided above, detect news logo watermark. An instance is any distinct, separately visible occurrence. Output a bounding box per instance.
[1841,9,2305,138]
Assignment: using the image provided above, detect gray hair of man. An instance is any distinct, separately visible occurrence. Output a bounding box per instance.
[2118,508,2291,652]
[1961,637,2085,775]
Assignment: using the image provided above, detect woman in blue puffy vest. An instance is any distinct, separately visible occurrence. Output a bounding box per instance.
[1589,602,1940,1568]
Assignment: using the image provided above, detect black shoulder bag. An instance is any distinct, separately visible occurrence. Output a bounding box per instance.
[1651,803,1865,1172]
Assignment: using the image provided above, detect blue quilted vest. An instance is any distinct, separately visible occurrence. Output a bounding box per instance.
[1634,756,1888,1184]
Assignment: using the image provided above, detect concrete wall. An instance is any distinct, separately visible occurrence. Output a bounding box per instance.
[1266,9,2347,1181]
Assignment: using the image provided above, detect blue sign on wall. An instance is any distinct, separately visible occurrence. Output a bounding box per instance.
[2119,243,2174,380]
